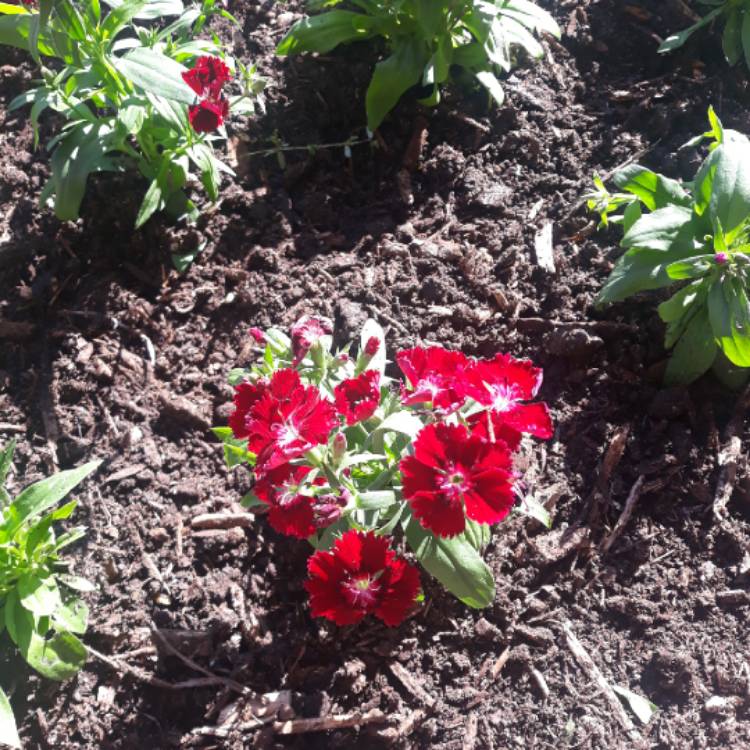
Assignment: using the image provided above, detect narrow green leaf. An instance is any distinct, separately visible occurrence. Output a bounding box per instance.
[276,10,376,55]
[0,686,21,750]
[664,306,718,385]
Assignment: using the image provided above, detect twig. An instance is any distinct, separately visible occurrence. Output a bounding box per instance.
[389,662,436,708]
[240,136,372,160]
[561,621,641,741]
[491,646,511,680]
[273,708,387,735]
[528,665,550,700]
[461,712,479,750]
[600,475,645,554]
[0,423,25,433]
[192,511,254,530]
[150,627,250,696]
[714,384,750,520]
[88,645,229,691]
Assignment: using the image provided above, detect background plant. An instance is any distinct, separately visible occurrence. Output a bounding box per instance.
[0,0,263,227]
[277,0,560,131]
[659,0,750,69]
[587,108,750,387]
[0,442,100,749]
[215,316,553,625]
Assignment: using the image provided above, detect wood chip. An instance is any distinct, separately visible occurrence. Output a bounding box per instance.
[534,222,555,272]
[192,511,254,530]
[104,464,146,484]
[389,662,436,708]
[461,712,479,750]
[273,708,387,735]
[531,526,590,564]
[600,475,645,554]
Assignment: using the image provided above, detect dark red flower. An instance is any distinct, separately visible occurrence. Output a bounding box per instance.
[400,423,516,538]
[334,370,380,425]
[182,55,231,99]
[469,410,522,452]
[188,97,229,133]
[397,346,470,412]
[465,354,553,439]
[291,315,333,365]
[364,336,380,357]
[305,531,421,626]
[228,379,268,439]
[246,369,337,469]
[254,463,317,538]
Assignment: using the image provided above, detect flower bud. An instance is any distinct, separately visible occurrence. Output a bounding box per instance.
[312,489,350,529]
[364,336,380,357]
[715,252,728,265]
[332,432,347,465]
[291,315,333,365]
[249,327,266,344]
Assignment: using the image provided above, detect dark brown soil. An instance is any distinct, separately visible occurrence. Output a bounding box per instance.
[2,1,750,748]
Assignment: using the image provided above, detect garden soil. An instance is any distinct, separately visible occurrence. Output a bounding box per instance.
[2,0,750,748]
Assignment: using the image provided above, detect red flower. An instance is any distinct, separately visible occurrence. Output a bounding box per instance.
[228,379,268,439]
[291,315,333,365]
[400,423,516,538]
[469,411,522,452]
[465,354,553,439]
[364,336,380,357]
[246,369,337,469]
[254,464,344,538]
[182,55,231,99]
[305,531,421,626]
[188,97,229,133]
[334,370,380,425]
[397,346,470,412]
[249,327,266,344]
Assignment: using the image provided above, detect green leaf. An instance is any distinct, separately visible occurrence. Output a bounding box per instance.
[117,47,195,104]
[356,490,397,511]
[722,11,743,65]
[6,459,101,537]
[22,629,87,681]
[664,307,718,385]
[0,686,21,750]
[658,7,723,53]
[52,599,89,635]
[276,10,376,55]
[657,280,704,323]
[405,516,495,609]
[612,165,690,211]
[0,439,16,487]
[621,206,694,252]
[366,38,426,130]
[135,178,162,229]
[517,494,552,529]
[612,685,658,725]
[665,254,714,280]
[0,12,57,55]
[743,11,750,71]
[58,574,96,593]
[475,69,505,106]
[709,278,750,367]
[376,411,424,439]
[239,490,264,510]
[705,137,750,237]
[598,247,687,305]
[17,574,62,618]
[4,589,33,650]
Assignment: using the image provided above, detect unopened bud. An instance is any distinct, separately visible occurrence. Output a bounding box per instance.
[715,252,728,265]
[332,433,347,465]
[364,336,380,357]
[249,327,266,344]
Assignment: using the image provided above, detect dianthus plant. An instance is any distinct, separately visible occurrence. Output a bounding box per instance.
[216,316,553,627]
[278,1,560,131]
[587,108,750,387]
[0,0,263,226]
[0,441,100,750]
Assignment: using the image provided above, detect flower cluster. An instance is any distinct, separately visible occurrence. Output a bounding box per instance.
[220,317,552,626]
[182,56,232,133]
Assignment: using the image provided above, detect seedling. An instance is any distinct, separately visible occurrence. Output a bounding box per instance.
[277,0,560,130]
[587,108,750,386]
[0,442,101,749]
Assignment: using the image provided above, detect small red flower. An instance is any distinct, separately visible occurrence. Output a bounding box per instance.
[469,410,522,452]
[400,423,516,538]
[249,327,266,344]
[182,55,231,99]
[188,97,229,133]
[246,369,337,470]
[334,370,380,425]
[291,315,333,365]
[397,346,470,412]
[305,530,421,626]
[364,336,380,357]
[228,379,268,439]
[465,354,553,439]
[254,463,317,538]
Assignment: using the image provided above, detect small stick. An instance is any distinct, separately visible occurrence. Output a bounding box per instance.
[273,708,387,735]
[491,646,511,680]
[600,475,645,554]
[389,662,436,708]
[714,384,750,520]
[461,712,479,750]
[528,666,550,700]
[561,621,641,741]
[192,511,253,530]
[0,423,25,433]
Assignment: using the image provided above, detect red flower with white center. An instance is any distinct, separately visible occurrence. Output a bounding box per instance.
[334,370,380,425]
[290,315,333,365]
[254,463,317,538]
[400,423,516,538]
[397,346,470,412]
[305,531,421,626]
[182,56,231,99]
[246,369,337,469]
[228,379,268,439]
[188,97,229,133]
[465,354,553,439]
